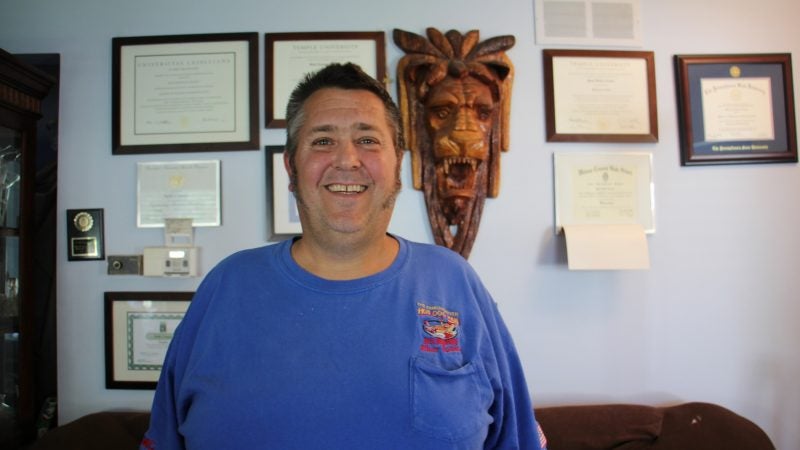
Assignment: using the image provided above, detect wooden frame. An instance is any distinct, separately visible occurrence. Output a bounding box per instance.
[112,32,259,154]
[264,31,386,128]
[265,145,302,240]
[104,291,193,389]
[674,53,797,165]
[543,49,658,142]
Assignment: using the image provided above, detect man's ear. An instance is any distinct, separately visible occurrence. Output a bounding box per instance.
[283,151,295,192]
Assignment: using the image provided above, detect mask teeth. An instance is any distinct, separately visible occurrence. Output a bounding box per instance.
[443,157,478,175]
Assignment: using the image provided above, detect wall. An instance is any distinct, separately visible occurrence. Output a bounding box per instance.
[2,0,799,447]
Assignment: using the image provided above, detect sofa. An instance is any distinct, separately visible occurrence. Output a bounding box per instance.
[27,402,774,450]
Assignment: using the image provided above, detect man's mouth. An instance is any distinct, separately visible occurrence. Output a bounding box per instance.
[326,183,367,194]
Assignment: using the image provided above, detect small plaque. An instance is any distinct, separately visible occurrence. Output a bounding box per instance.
[67,208,105,261]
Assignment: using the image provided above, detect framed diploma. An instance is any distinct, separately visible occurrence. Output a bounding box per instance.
[674,53,797,165]
[104,291,193,389]
[137,160,221,228]
[112,32,260,154]
[553,152,655,233]
[265,145,302,239]
[264,31,386,128]
[543,49,658,142]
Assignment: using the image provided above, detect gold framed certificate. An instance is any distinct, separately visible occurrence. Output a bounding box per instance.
[264,31,386,128]
[543,49,658,142]
[104,291,193,389]
[112,32,260,154]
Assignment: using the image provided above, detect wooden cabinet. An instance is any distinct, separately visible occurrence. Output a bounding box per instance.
[0,48,55,448]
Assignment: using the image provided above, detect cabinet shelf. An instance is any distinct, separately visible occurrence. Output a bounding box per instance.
[0,47,55,449]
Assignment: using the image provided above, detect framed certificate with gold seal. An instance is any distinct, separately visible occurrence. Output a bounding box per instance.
[66,208,105,261]
[674,53,797,165]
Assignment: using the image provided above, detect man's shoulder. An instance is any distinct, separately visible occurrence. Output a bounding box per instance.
[212,242,283,272]
[400,237,473,270]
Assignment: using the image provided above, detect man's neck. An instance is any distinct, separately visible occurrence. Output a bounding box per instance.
[290,233,399,280]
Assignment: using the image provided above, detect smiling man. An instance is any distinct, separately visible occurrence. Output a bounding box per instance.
[141,63,547,450]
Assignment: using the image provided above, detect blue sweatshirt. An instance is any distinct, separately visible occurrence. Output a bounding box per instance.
[142,236,546,449]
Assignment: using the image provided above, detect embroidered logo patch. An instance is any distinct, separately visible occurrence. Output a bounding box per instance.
[417,302,461,353]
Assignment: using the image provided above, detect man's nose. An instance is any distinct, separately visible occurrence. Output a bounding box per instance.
[333,141,361,169]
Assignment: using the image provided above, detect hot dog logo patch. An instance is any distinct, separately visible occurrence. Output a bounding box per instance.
[417,302,461,353]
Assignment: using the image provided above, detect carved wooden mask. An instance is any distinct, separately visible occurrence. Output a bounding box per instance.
[394,28,515,258]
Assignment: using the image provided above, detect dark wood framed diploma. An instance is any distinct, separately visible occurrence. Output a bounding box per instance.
[674,53,797,165]
[264,31,386,128]
[543,49,658,143]
[104,291,193,389]
[112,32,260,154]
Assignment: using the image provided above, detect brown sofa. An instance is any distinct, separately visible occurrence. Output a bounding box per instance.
[27,402,774,450]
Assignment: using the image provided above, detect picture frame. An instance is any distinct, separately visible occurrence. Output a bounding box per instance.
[136,160,221,228]
[543,49,658,142]
[112,32,260,154]
[265,145,302,240]
[553,151,655,234]
[674,53,797,165]
[104,291,193,389]
[264,31,386,128]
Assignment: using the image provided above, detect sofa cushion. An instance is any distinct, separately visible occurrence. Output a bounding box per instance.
[535,403,662,450]
[29,411,149,450]
[653,402,775,450]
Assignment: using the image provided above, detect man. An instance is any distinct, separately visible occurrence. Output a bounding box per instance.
[142,63,546,450]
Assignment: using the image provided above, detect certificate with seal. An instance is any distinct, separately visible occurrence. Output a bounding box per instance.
[544,49,658,142]
[554,152,654,233]
[137,160,221,227]
[265,32,386,128]
[104,292,192,389]
[112,33,259,154]
[675,53,797,165]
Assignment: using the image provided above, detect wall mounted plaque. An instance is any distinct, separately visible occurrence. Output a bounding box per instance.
[66,208,105,261]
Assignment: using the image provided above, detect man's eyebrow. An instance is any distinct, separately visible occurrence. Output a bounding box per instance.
[354,122,379,131]
[307,122,380,133]
[308,124,335,134]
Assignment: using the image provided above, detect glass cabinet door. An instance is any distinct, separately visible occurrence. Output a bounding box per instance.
[0,124,22,443]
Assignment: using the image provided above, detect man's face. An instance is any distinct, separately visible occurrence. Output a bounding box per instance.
[285,88,401,239]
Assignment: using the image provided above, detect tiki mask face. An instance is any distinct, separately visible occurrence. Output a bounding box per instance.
[394,28,515,258]
[424,76,494,242]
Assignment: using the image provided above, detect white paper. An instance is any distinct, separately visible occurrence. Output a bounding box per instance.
[701,77,775,142]
[137,160,221,227]
[553,56,650,135]
[564,223,649,270]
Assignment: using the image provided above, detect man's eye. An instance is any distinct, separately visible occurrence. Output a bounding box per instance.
[357,137,378,145]
[312,138,333,146]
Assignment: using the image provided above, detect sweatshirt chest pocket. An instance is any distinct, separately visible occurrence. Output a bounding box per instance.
[410,356,494,442]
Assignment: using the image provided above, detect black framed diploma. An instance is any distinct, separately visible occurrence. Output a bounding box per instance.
[104,291,193,389]
[674,53,797,165]
[112,32,260,154]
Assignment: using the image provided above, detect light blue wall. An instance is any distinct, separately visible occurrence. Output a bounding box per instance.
[3,0,800,447]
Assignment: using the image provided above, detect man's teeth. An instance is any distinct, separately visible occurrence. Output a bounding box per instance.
[327,184,366,193]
